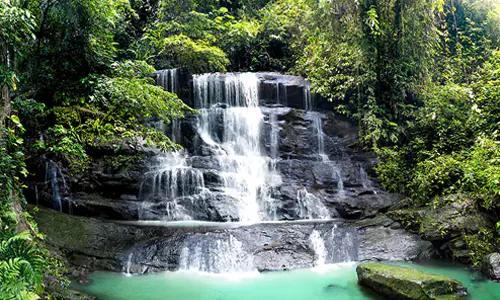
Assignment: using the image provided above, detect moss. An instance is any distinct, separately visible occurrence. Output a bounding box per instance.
[356,263,467,300]
[387,208,425,232]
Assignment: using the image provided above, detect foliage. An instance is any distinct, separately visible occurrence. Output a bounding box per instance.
[33,60,193,173]
[464,228,495,266]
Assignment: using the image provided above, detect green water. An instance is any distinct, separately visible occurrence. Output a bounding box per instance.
[74,262,500,300]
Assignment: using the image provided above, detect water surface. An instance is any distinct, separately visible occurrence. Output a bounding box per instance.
[74,261,500,300]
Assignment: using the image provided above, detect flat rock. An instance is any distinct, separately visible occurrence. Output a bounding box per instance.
[356,263,467,300]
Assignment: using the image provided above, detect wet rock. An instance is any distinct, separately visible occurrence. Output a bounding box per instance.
[358,226,434,261]
[34,207,431,275]
[356,263,467,300]
[482,253,500,281]
[334,193,402,219]
[419,195,494,263]
[254,241,316,272]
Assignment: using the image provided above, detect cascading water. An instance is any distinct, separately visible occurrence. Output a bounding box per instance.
[309,230,327,266]
[179,234,255,273]
[125,253,133,276]
[45,161,62,212]
[156,68,180,95]
[296,188,330,220]
[139,152,204,220]
[322,224,358,263]
[308,225,358,269]
[194,73,276,222]
[310,112,345,200]
[142,73,281,222]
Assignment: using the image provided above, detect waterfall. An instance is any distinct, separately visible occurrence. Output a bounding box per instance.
[179,234,255,273]
[323,225,358,263]
[296,188,330,220]
[156,68,180,94]
[360,167,375,190]
[139,152,204,220]
[125,253,133,276]
[304,86,313,111]
[311,112,329,162]
[195,73,280,222]
[143,73,280,222]
[45,161,62,212]
[309,230,327,266]
[310,112,345,200]
[270,113,279,162]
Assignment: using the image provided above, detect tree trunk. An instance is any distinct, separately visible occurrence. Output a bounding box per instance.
[0,36,10,130]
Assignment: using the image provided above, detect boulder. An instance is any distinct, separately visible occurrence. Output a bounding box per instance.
[334,193,402,219]
[356,263,467,300]
[482,253,500,281]
[419,195,494,263]
[357,216,435,261]
[420,196,492,242]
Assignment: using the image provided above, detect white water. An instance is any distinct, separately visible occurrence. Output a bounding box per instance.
[296,188,330,220]
[139,152,204,220]
[310,112,345,200]
[194,73,275,222]
[143,73,281,222]
[309,230,327,267]
[156,68,180,95]
[45,161,62,212]
[179,234,255,273]
[125,253,133,276]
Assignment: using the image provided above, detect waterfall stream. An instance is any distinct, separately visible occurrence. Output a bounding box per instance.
[134,70,369,274]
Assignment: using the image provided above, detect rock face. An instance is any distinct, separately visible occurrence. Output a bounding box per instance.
[25,71,434,277]
[388,195,494,264]
[356,263,467,300]
[33,207,433,275]
[26,72,396,223]
[482,253,500,281]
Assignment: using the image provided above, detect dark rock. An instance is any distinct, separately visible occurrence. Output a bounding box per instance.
[356,263,467,300]
[77,277,91,285]
[334,193,402,219]
[254,240,316,272]
[482,253,500,281]
[58,290,97,300]
[358,225,434,261]
[33,207,431,275]
[420,196,492,242]
[419,195,494,263]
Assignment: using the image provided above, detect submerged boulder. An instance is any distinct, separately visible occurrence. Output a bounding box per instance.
[482,253,500,281]
[356,263,467,300]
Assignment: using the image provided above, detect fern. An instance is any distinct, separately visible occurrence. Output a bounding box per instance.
[0,233,44,298]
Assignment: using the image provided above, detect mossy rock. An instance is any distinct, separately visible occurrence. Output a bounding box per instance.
[356,263,467,300]
[420,195,494,240]
[387,208,426,233]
